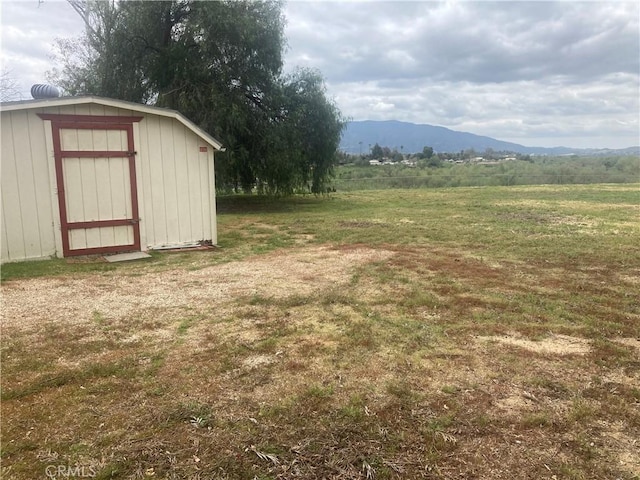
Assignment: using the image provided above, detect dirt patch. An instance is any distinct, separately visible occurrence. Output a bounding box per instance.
[618,274,640,285]
[477,333,591,355]
[612,337,640,352]
[338,219,388,228]
[1,246,393,334]
[599,421,640,477]
[494,393,537,413]
[242,354,277,369]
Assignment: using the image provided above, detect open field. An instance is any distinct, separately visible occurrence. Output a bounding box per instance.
[2,184,639,479]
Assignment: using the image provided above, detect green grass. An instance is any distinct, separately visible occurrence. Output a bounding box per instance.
[2,184,639,479]
[0,256,117,281]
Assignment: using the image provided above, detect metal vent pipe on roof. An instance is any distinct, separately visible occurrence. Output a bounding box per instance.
[31,84,60,99]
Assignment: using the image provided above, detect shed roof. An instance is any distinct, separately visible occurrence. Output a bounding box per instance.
[0,95,224,151]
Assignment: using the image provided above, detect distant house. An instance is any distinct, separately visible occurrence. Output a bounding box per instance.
[1,96,224,263]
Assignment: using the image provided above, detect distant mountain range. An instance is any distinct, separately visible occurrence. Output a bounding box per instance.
[340,120,639,156]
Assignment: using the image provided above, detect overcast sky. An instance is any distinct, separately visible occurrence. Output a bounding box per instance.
[1,0,638,149]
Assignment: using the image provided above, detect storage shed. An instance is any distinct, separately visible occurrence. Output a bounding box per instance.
[1,96,223,263]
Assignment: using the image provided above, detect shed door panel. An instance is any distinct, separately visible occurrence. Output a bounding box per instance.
[62,156,132,223]
[68,225,133,251]
[60,128,128,151]
[52,123,141,257]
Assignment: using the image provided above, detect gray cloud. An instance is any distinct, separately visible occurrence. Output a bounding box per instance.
[286,1,638,84]
[1,0,84,99]
[1,1,638,148]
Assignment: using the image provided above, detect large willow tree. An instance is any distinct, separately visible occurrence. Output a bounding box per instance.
[49,0,344,195]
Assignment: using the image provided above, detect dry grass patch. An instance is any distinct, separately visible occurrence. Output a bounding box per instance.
[612,337,640,351]
[477,333,592,356]
[3,185,639,479]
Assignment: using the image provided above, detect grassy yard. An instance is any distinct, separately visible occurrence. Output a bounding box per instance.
[2,184,639,479]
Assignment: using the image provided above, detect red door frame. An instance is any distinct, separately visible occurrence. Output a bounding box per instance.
[39,114,143,257]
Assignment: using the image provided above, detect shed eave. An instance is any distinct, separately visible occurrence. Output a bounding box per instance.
[0,95,224,151]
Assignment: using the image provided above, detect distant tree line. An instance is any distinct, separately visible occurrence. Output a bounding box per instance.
[49,0,344,196]
[333,155,639,191]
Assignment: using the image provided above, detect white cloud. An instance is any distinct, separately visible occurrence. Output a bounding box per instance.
[283,1,640,148]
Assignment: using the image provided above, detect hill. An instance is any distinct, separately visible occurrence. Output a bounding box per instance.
[340,120,639,156]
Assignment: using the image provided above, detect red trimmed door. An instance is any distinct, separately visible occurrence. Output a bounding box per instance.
[43,115,143,257]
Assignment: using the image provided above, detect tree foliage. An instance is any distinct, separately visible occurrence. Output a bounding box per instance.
[415,146,434,160]
[0,68,21,102]
[370,143,384,159]
[49,0,344,195]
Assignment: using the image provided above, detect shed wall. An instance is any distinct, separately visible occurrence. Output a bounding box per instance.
[1,109,57,261]
[136,114,217,249]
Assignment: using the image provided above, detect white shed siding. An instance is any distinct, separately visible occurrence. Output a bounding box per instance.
[52,103,136,118]
[1,109,57,261]
[136,114,215,248]
[1,202,10,261]
[27,111,57,254]
[42,114,64,257]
